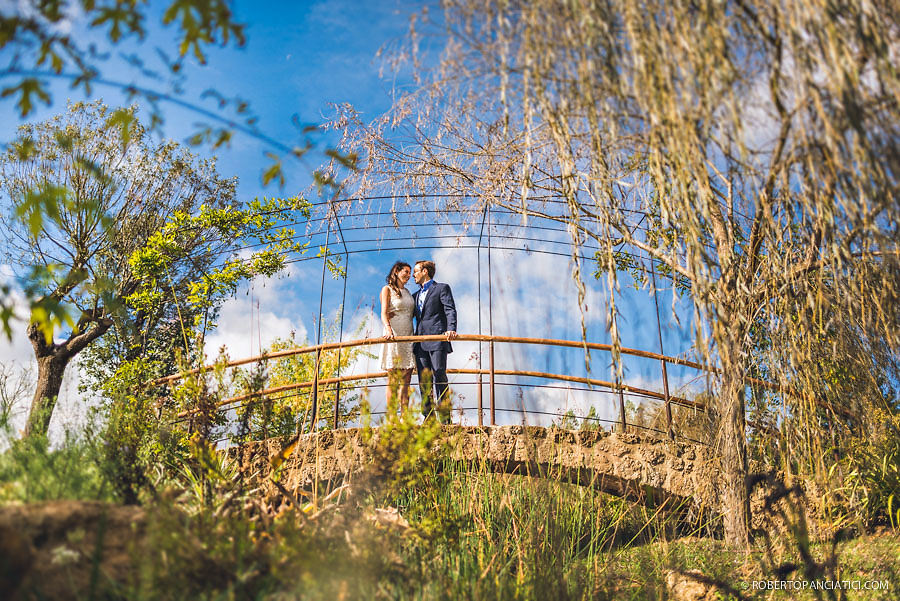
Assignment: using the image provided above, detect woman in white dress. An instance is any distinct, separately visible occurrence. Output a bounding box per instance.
[379,261,415,411]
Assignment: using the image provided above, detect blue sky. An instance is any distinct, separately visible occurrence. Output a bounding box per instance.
[0,0,704,434]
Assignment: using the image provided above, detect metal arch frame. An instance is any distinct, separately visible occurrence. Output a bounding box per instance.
[308,198,352,433]
[301,195,669,434]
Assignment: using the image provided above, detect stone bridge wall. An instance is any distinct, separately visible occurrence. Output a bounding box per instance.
[235,426,724,510]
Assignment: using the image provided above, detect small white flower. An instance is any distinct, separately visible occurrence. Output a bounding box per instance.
[50,544,81,566]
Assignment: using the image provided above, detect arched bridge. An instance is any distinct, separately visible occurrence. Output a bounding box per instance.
[156,333,839,523]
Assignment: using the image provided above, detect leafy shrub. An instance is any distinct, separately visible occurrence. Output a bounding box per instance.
[831,406,900,530]
[0,429,110,502]
[233,328,371,440]
[96,358,193,504]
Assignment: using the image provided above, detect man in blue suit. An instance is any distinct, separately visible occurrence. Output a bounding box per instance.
[412,260,457,423]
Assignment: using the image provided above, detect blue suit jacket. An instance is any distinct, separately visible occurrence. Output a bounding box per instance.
[413,281,457,353]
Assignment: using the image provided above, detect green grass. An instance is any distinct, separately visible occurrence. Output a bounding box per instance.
[98,462,900,600]
[0,430,111,503]
[387,465,655,600]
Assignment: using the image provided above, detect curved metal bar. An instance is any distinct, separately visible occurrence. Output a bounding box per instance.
[333,207,350,429]
[153,334,715,384]
[174,366,702,419]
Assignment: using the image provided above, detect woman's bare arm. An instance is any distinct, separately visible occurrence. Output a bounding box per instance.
[380,286,394,337]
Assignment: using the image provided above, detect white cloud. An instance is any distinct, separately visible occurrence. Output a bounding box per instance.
[430,242,609,340]
[395,235,624,426]
[7,0,81,34]
[204,269,309,361]
[338,306,383,380]
[415,232,700,427]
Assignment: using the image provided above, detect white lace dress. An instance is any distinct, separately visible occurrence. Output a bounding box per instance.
[380,287,415,370]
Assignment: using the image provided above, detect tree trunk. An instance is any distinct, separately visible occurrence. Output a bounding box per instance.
[719,361,751,549]
[23,353,71,438]
[23,318,112,438]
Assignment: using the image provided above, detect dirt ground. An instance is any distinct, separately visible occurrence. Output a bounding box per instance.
[0,500,145,600]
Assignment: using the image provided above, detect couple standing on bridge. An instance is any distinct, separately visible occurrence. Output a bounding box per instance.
[379,260,458,423]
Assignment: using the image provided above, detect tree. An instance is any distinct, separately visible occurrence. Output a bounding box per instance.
[0,1,327,340]
[77,274,208,399]
[336,0,900,547]
[0,362,33,430]
[0,100,237,437]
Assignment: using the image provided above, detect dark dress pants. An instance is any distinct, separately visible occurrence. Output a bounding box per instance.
[414,347,450,423]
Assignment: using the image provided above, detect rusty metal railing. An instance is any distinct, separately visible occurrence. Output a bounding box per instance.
[155,333,768,440]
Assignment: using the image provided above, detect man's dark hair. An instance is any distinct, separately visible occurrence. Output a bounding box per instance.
[416,260,436,278]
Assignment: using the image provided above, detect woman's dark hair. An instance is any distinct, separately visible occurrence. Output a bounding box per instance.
[386,261,411,296]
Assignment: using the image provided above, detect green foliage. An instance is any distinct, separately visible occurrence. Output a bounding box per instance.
[0,77,51,116]
[90,347,249,506]
[95,358,184,505]
[127,195,311,328]
[551,406,603,431]
[0,3,314,347]
[384,457,665,599]
[361,400,446,500]
[162,0,246,63]
[350,418,680,599]
[0,100,249,437]
[16,264,81,344]
[0,431,111,503]
[829,406,900,531]
[234,326,369,440]
[1,1,246,117]
[552,409,582,430]
[317,245,346,278]
[6,464,900,599]
[170,349,232,439]
[2,395,899,599]
[602,198,692,295]
[0,100,236,342]
[0,364,113,505]
[175,435,241,510]
[0,284,15,340]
